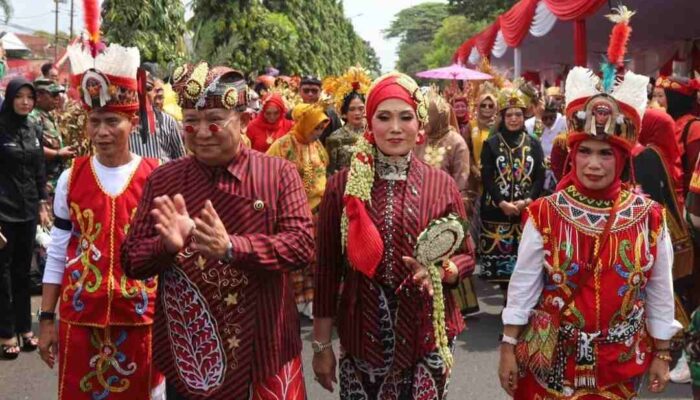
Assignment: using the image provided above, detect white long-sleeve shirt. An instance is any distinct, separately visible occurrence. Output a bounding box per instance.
[503,219,682,340]
[525,113,567,157]
[43,156,143,285]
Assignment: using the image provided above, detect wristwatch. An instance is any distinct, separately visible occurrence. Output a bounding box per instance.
[311,340,332,354]
[221,240,234,263]
[499,333,519,346]
[38,310,56,322]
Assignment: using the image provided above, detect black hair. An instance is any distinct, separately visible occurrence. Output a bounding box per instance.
[340,91,365,115]
[41,62,54,77]
[665,89,695,120]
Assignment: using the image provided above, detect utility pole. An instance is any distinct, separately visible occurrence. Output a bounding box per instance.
[54,0,59,61]
[69,0,74,39]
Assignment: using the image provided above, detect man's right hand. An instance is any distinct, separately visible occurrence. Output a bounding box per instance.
[38,320,58,369]
[312,348,337,393]
[151,194,194,254]
[498,343,519,396]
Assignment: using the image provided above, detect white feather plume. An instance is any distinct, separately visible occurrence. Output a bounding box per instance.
[611,70,648,121]
[67,43,140,79]
[565,67,600,107]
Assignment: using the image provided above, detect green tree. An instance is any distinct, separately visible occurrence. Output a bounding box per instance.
[102,0,187,68]
[447,0,517,20]
[189,0,380,77]
[383,2,449,45]
[383,2,449,74]
[424,15,488,68]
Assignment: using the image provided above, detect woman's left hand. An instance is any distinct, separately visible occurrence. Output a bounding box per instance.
[403,256,436,296]
[38,202,51,227]
[647,357,670,393]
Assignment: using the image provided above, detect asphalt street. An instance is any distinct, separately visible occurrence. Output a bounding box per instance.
[0,280,692,399]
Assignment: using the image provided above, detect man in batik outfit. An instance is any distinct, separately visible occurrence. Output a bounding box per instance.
[121,62,314,400]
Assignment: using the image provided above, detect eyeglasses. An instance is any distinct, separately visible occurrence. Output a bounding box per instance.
[542,115,556,121]
[183,116,235,135]
[480,103,495,109]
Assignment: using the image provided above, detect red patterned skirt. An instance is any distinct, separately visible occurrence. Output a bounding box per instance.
[58,321,164,400]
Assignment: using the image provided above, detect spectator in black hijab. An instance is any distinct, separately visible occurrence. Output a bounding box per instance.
[0,77,48,359]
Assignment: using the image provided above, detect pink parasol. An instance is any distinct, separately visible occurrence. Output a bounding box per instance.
[416,64,493,81]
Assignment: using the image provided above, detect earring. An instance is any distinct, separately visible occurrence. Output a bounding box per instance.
[364,131,375,144]
[416,132,426,145]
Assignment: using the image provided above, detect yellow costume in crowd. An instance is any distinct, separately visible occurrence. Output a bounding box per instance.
[267,103,329,211]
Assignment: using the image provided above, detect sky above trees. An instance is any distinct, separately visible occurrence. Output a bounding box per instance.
[9,0,446,72]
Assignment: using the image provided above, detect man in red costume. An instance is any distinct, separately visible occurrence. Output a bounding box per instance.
[37,43,164,399]
[121,62,315,400]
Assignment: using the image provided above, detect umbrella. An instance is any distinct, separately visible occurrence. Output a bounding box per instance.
[416,64,492,81]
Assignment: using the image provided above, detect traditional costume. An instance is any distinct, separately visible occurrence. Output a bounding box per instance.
[267,102,328,312]
[478,88,545,283]
[121,62,314,400]
[657,75,700,194]
[415,88,478,316]
[246,93,293,153]
[324,66,371,175]
[42,40,164,399]
[315,72,476,398]
[505,9,681,398]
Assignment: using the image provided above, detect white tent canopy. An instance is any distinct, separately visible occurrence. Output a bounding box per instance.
[1,32,29,52]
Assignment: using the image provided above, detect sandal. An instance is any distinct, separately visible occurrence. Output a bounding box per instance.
[19,333,38,352]
[1,340,20,360]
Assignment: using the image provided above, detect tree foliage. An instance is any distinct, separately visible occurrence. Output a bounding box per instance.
[388,1,511,75]
[384,2,449,44]
[447,0,518,21]
[189,0,381,77]
[101,0,187,68]
[424,16,488,69]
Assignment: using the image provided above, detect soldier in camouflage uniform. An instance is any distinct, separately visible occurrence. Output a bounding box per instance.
[29,79,76,195]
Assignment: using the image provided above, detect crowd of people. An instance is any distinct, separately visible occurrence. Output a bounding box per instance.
[1,7,700,400]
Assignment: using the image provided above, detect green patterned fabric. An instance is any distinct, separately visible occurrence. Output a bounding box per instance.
[688,307,700,386]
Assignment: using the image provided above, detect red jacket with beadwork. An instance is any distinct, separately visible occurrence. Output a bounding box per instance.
[525,186,664,392]
[315,158,476,370]
[60,156,159,327]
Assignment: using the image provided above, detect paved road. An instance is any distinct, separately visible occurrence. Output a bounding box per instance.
[1,280,692,399]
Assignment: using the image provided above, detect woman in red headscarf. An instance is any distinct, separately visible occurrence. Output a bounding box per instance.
[633,108,692,278]
[498,67,681,400]
[312,73,476,398]
[246,93,293,152]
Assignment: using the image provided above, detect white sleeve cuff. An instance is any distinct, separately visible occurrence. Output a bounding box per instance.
[646,318,683,341]
[502,308,532,326]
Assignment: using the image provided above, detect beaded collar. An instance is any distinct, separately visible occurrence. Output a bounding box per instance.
[375,151,411,181]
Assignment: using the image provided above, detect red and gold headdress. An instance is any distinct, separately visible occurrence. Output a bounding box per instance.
[564,6,647,151]
[656,76,697,96]
[68,0,155,135]
[171,62,249,111]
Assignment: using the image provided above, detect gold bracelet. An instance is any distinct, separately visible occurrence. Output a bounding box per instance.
[654,352,672,362]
